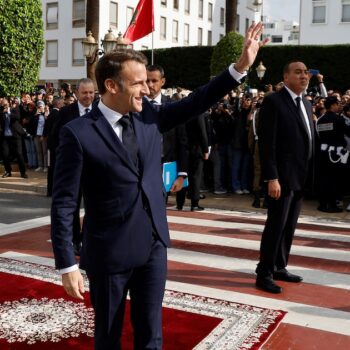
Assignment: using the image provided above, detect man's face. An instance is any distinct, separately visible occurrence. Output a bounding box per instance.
[146,70,165,99]
[112,60,150,114]
[283,62,309,95]
[76,82,95,107]
[46,95,54,104]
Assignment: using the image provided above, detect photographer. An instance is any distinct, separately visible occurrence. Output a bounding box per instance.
[0,98,28,178]
[316,96,350,212]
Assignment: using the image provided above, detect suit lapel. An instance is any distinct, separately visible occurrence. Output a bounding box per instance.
[91,108,139,175]
[281,88,310,139]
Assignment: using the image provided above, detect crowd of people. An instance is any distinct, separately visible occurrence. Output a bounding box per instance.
[0,71,350,214]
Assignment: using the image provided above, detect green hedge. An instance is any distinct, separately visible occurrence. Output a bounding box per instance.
[143,44,350,92]
[142,46,214,90]
[0,0,44,97]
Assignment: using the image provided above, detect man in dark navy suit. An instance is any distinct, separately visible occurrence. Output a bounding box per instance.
[256,61,314,294]
[145,64,189,209]
[51,23,267,350]
[50,78,94,255]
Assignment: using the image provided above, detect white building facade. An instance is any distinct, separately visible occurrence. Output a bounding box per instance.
[299,0,350,44]
[262,17,299,45]
[39,0,261,87]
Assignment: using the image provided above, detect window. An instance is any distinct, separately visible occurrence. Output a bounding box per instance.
[342,0,350,22]
[161,0,167,6]
[219,33,224,40]
[198,27,203,46]
[172,20,179,42]
[72,39,84,66]
[312,0,326,24]
[173,0,179,10]
[245,18,250,32]
[110,2,118,28]
[126,7,134,26]
[46,2,58,30]
[199,0,204,19]
[208,3,213,22]
[46,40,58,67]
[236,14,240,31]
[271,35,283,43]
[207,30,212,46]
[185,0,190,14]
[160,17,167,40]
[264,23,275,29]
[184,23,190,45]
[141,46,148,50]
[72,0,85,27]
[220,7,225,26]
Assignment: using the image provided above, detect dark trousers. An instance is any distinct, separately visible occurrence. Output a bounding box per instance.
[1,136,26,175]
[256,189,303,277]
[88,239,167,350]
[188,147,204,206]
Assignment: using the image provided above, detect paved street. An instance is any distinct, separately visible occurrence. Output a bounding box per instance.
[0,175,349,348]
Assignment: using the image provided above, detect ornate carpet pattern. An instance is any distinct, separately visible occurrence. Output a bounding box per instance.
[0,257,286,349]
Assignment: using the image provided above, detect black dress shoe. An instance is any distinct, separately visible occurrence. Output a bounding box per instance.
[176,206,183,211]
[199,194,206,200]
[273,270,303,283]
[2,172,11,178]
[256,276,282,294]
[21,173,28,179]
[191,206,204,211]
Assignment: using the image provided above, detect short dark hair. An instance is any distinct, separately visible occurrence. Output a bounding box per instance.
[283,60,305,74]
[76,78,94,90]
[95,49,148,94]
[324,96,339,110]
[146,64,165,78]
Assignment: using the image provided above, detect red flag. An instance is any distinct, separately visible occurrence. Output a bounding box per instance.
[123,0,154,43]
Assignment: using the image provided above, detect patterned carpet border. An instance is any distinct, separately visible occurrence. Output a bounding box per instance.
[0,257,286,350]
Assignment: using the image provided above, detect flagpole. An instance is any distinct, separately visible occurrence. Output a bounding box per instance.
[151,31,154,65]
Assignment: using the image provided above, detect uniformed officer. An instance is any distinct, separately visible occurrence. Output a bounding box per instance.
[316,96,350,212]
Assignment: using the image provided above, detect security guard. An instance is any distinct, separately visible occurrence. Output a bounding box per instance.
[316,96,350,212]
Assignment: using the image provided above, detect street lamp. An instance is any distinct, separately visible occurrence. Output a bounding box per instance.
[256,61,267,80]
[82,29,119,64]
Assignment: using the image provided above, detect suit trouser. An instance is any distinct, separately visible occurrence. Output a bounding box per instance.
[256,189,303,277]
[88,239,167,350]
[1,136,26,175]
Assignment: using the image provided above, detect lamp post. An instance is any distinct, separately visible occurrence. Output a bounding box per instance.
[256,61,267,80]
[82,29,133,83]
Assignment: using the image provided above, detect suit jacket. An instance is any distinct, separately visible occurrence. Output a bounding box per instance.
[50,102,80,152]
[258,87,314,191]
[0,107,25,138]
[160,95,189,173]
[51,68,240,274]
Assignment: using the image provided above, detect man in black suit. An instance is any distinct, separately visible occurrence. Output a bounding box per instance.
[51,23,267,349]
[0,98,28,178]
[145,65,189,209]
[45,97,64,196]
[50,78,95,254]
[256,61,314,293]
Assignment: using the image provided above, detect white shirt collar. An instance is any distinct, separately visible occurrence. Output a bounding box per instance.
[78,101,92,116]
[145,93,162,105]
[284,85,303,102]
[97,99,123,128]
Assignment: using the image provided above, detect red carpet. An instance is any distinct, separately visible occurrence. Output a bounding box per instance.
[0,257,286,349]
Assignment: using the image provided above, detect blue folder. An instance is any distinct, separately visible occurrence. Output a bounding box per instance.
[162,161,188,192]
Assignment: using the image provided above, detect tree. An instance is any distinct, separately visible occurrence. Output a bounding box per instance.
[226,0,239,34]
[0,0,44,96]
[210,31,244,77]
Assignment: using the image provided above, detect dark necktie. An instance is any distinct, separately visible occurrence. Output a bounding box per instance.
[119,115,139,167]
[295,97,312,159]
[84,108,90,115]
